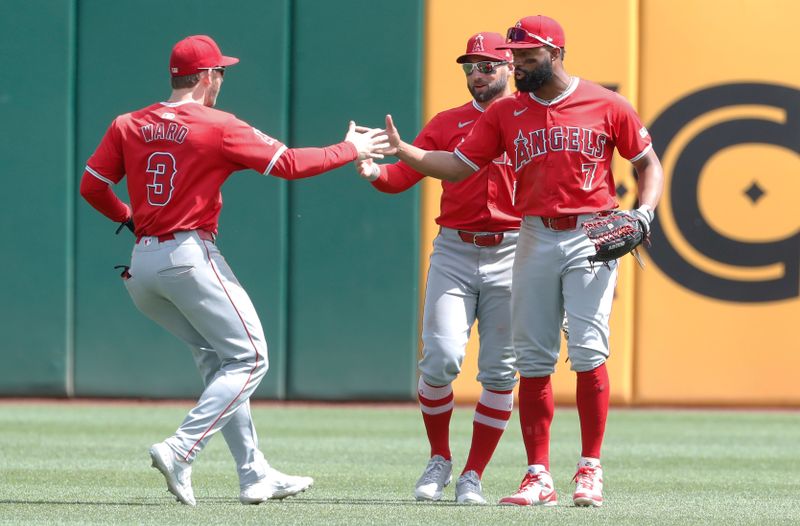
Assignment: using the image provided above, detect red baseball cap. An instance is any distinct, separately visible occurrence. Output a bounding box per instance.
[169,35,239,77]
[456,32,513,63]
[498,15,565,49]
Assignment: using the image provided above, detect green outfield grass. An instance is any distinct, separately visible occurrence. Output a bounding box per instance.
[0,402,797,525]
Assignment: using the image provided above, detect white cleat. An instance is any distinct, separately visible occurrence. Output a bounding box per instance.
[240,467,314,504]
[414,455,452,501]
[455,470,486,504]
[499,468,558,506]
[149,442,196,506]
[572,461,604,507]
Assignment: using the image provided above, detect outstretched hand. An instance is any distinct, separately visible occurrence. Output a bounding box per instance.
[345,121,389,161]
[378,114,401,156]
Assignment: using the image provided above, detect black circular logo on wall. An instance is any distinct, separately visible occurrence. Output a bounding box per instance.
[646,83,800,302]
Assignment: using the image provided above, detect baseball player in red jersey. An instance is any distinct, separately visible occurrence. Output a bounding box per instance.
[356,33,517,504]
[376,15,664,507]
[79,35,387,506]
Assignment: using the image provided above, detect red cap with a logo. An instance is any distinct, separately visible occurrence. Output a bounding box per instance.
[456,32,512,63]
[169,35,239,77]
[498,15,566,49]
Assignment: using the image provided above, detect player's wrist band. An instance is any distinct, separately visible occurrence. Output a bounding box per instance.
[636,204,654,223]
[365,163,381,182]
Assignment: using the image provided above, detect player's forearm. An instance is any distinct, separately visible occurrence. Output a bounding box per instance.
[633,151,664,209]
[395,141,473,182]
[79,172,131,222]
[271,142,358,179]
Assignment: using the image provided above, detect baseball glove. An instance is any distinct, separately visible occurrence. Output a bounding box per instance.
[583,211,648,266]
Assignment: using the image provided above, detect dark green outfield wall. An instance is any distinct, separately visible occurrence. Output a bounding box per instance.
[0,0,74,395]
[0,0,421,400]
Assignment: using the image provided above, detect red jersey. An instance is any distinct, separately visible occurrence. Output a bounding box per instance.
[83,100,356,236]
[373,99,520,232]
[454,78,652,216]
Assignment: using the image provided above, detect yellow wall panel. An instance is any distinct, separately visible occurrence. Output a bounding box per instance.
[423,0,640,404]
[635,0,800,405]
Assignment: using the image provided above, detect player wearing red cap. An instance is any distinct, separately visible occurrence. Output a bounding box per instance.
[356,32,517,504]
[80,35,387,506]
[376,15,664,507]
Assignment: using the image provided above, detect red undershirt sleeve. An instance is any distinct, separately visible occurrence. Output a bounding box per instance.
[371,162,425,193]
[269,141,358,180]
[79,172,131,223]
[82,118,131,223]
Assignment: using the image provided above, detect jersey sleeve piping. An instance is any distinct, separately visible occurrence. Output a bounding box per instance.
[628,142,653,163]
[85,165,115,185]
[263,145,288,176]
[453,147,480,172]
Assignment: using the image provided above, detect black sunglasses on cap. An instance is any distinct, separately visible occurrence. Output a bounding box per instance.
[198,67,226,76]
[461,61,508,75]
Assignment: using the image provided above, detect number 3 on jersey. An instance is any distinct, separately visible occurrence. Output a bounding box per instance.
[146,152,177,206]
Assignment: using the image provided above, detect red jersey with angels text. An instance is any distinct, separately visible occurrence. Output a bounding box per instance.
[373,99,520,232]
[86,100,292,236]
[454,78,652,216]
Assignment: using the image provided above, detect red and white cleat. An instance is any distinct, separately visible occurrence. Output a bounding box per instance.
[499,468,558,506]
[572,460,604,507]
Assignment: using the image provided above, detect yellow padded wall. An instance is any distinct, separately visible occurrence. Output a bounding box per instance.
[634,0,800,405]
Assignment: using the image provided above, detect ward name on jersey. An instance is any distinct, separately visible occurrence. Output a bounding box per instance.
[140,120,190,144]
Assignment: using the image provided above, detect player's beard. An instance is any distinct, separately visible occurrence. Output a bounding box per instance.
[468,75,508,103]
[515,61,553,92]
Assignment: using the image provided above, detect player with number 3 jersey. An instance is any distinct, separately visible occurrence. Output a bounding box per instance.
[87,103,299,236]
[80,35,387,506]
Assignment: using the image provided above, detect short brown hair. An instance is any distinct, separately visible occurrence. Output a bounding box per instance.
[171,73,201,89]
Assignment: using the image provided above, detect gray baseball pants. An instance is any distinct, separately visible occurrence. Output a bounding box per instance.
[123,230,268,487]
[512,215,617,377]
[419,227,519,391]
